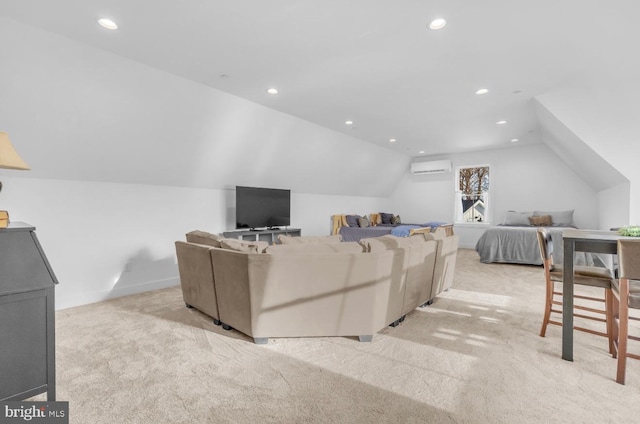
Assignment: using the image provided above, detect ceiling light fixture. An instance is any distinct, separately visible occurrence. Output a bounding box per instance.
[345,120,353,125]
[429,18,447,30]
[419,150,425,154]
[475,88,489,95]
[510,138,519,143]
[496,120,507,125]
[266,88,278,94]
[98,18,118,30]
[389,138,397,143]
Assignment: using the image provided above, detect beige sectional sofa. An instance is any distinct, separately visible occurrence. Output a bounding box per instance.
[175,229,459,344]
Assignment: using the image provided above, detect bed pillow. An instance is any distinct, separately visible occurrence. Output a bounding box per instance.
[391,215,402,225]
[533,210,574,227]
[502,211,533,226]
[528,215,553,226]
[345,214,360,227]
[380,213,394,224]
[358,216,370,227]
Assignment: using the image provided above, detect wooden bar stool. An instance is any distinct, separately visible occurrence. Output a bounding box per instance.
[536,228,615,354]
[612,239,640,384]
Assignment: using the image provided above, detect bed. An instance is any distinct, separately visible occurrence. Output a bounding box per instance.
[475,209,608,267]
[331,213,452,242]
[475,225,573,265]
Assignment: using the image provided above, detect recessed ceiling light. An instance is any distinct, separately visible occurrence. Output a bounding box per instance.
[510,138,519,142]
[345,120,353,125]
[496,120,507,125]
[389,138,397,143]
[220,74,229,79]
[513,90,522,94]
[266,88,278,94]
[98,18,118,30]
[475,88,489,95]
[419,150,425,154]
[429,18,447,30]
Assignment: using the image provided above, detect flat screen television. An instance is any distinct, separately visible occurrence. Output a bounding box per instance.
[235,186,291,229]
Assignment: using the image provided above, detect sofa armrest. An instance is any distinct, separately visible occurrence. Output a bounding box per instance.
[175,241,220,321]
[432,235,459,295]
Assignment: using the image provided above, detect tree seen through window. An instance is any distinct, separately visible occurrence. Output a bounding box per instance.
[457,166,489,223]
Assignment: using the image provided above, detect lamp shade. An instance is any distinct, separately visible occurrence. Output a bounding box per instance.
[0,131,30,170]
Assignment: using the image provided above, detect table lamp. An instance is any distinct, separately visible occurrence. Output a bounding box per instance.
[0,131,31,227]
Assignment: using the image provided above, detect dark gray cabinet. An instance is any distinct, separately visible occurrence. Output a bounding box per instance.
[0,222,57,401]
[223,228,301,244]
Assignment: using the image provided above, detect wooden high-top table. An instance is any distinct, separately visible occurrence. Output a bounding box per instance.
[561,229,629,361]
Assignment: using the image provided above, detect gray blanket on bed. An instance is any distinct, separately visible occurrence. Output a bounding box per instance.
[475,225,607,267]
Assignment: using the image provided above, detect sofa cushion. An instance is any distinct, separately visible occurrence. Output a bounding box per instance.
[278,234,342,244]
[266,242,364,254]
[186,230,224,248]
[220,238,268,253]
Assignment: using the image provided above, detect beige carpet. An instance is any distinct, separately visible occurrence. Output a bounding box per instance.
[39,249,638,423]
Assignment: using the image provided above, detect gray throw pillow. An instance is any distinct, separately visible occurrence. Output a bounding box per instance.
[391,215,401,225]
[380,213,394,224]
[345,215,360,227]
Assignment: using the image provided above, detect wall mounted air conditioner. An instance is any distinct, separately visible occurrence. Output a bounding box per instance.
[410,159,452,175]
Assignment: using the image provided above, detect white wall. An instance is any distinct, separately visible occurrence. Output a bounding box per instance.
[1,176,385,310]
[597,182,631,230]
[387,143,599,248]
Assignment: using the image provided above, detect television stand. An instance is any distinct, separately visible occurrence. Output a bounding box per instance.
[223,228,301,244]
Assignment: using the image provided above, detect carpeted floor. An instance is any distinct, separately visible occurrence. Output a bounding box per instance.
[39,248,638,423]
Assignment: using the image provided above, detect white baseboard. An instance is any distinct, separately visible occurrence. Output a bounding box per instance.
[55,277,180,310]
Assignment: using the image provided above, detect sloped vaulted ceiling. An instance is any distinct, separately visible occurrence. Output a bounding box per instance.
[0,17,409,197]
[1,1,640,199]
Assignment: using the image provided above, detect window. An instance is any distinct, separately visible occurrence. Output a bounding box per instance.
[455,165,490,224]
